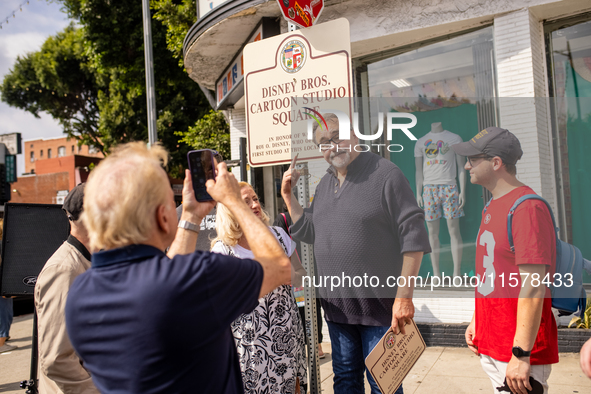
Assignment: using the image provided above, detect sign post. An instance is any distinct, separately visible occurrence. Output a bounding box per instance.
[276,0,324,29]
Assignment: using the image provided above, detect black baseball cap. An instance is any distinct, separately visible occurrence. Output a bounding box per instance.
[452,127,523,165]
[62,183,85,221]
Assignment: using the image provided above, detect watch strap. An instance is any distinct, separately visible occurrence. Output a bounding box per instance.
[178,220,199,233]
[512,346,531,358]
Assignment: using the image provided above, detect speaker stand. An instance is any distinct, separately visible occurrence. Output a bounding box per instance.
[20,310,38,394]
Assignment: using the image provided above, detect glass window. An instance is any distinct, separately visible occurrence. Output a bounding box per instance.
[72,145,75,154]
[30,151,34,162]
[48,148,52,158]
[58,146,66,157]
[365,27,496,279]
[40,150,43,158]
[548,18,591,283]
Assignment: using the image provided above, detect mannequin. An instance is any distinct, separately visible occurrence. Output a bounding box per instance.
[414,122,466,277]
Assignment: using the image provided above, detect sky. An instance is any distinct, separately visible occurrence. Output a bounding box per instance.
[0,0,70,175]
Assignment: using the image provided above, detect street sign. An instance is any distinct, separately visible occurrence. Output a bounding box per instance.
[243,18,352,166]
[5,155,16,183]
[276,0,324,29]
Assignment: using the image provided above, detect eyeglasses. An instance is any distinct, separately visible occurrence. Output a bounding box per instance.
[316,133,343,151]
[467,155,491,166]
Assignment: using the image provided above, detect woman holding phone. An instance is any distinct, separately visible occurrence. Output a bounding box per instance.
[211,182,307,394]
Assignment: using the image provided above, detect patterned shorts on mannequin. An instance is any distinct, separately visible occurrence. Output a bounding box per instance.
[422,184,464,221]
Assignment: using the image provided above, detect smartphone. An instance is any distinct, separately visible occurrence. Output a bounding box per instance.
[187,149,217,202]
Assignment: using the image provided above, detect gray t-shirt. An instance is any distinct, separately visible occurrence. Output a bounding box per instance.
[291,151,431,326]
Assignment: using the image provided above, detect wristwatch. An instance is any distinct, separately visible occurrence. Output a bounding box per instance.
[178,220,199,233]
[512,346,531,358]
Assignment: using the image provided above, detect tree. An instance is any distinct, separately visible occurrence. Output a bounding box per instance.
[152,0,196,68]
[152,0,232,161]
[1,26,104,151]
[58,0,211,171]
[176,110,230,160]
[1,0,213,173]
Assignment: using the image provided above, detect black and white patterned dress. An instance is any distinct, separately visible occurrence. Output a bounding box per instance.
[211,227,307,393]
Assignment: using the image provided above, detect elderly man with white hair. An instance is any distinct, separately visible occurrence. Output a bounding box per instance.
[65,142,291,394]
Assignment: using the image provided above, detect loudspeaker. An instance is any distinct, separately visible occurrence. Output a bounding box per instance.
[0,203,70,296]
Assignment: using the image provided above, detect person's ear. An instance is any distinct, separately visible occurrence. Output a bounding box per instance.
[155,204,172,234]
[492,157,503,171]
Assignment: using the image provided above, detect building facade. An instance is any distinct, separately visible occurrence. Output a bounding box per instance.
[11,137,104,205]
[183,0,591,325]
[24,136,103,175]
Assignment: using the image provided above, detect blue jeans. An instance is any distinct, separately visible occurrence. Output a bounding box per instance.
[327,321,404,394]
[0,297,13,338]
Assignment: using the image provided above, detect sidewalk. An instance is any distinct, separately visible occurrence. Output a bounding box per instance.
[1,314,590,393]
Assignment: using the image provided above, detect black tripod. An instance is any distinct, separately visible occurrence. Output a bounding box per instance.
[20,310,38,394]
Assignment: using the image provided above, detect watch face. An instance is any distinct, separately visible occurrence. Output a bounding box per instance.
[512,346,530,357]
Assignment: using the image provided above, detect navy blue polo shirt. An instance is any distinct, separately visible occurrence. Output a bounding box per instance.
[65,244,263,394]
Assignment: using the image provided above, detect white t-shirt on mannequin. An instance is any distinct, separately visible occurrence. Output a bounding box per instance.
[414,130,463,185]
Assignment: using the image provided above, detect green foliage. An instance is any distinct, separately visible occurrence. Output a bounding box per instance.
[152,0,197,68]
[1,0,212,172]
[0,25,104,151]
[569,298,591,329]
[176,110,230,160]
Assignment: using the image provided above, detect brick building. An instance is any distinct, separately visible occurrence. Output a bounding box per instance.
[24,136,103,175]
[11,137,184,205]
[11,137,104,204]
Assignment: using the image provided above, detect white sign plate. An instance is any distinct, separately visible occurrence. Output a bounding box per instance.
[243,18,352,166]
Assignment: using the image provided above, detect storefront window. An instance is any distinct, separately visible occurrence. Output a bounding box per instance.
[365,27,497,279]
[548,18,591,283]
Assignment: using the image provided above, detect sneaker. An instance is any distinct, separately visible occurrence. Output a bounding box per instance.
[0,344,17,354]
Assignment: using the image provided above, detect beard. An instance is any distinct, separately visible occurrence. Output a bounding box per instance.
[329,151,351,169]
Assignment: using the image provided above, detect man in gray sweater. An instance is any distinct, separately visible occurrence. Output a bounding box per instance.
[281,113,431,394]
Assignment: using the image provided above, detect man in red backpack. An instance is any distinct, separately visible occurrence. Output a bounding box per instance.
[453,127,558,394]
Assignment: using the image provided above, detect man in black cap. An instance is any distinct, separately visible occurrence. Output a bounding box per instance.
[35,183,99,394]
[453,127,558,394]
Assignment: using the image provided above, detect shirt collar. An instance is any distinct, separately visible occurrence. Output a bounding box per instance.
[67,234,92,262]
[92,244,165,269]
[326,151,370,177]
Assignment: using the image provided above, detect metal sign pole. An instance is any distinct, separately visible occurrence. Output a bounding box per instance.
[142,0,157,146]
[296,162,321,393]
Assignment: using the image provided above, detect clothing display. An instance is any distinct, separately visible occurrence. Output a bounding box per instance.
[211,227,307,394]
[35,235,99,394]
[474,186,558,365]
[414,130,464,185]
[422,184,464,221]
[66,245,264,394]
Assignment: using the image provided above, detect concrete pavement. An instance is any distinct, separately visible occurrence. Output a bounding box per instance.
[1,314,590,393]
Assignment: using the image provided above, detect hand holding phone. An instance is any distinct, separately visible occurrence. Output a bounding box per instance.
[187,149,217,202]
